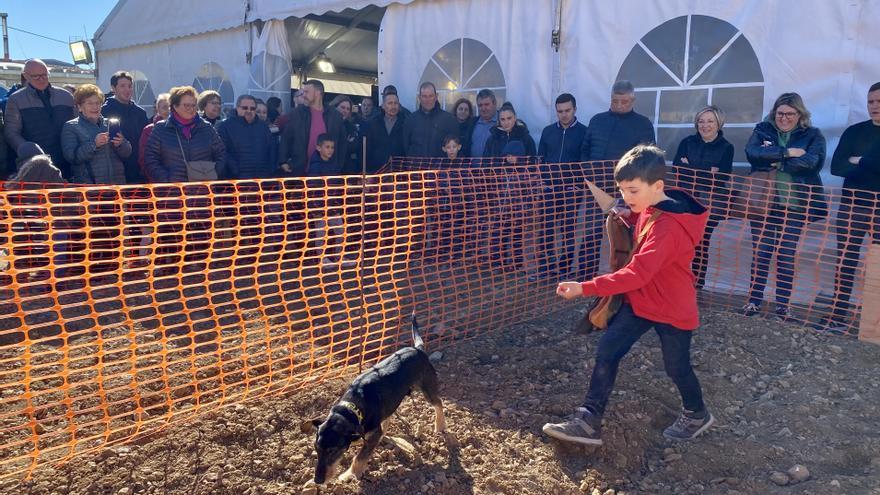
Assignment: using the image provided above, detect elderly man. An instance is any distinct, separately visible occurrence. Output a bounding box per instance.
[401,82,458,157]
[102,71,150,183]
[217,94,278,179]
[467,88,499,158]
[573,80,655,280]
[4,59,75,178]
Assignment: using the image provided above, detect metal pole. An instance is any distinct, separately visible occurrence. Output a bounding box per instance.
[1,13,10,61]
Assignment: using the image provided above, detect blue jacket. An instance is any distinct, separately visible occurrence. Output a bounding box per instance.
[61,114,131,184]
[581,110,655,161]
[3,84,75,177]
[143,117,226,183]
[308,150,344,177]
[217,114,278,179]
[538,118,587,164]
[102,97,149,183]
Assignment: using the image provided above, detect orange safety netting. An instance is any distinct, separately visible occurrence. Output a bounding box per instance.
[0,159,877,479]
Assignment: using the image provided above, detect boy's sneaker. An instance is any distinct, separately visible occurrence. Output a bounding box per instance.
[663,409,715,441]
[774,305,794,322]
[542,407,602,446]
[742,303,760,317]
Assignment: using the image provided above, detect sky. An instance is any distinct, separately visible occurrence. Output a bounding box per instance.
[1,0,118,64]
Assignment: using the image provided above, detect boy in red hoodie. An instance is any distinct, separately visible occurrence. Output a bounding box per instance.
[543,145,714,445]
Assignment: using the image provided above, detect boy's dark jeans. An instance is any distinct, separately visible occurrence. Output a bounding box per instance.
[583,304,705,417]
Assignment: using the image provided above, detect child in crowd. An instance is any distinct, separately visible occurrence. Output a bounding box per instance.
[305,134,352,267]
[308,133,341,177]
[544,144,714,445]
[442,135,462,161]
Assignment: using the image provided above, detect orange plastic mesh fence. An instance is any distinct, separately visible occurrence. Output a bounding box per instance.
[0,159,877,479]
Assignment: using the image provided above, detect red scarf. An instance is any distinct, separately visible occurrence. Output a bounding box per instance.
[171,110,197,140]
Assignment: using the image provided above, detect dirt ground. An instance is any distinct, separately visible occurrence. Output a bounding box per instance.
[2,306,880,495]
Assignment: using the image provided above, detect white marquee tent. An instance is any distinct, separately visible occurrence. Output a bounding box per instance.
[94,0,880,172]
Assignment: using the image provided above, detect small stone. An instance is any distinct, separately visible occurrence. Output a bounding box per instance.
[776,427,792,437]
[118,489,131,495]
[603,490,616,495]
[301,486,318,495]
[491,400,506,410]
[787,464,810,483]
[830,480,841,488]
[770,472,789,486]
[828,345,843,354]
[429,351,443,362]
[663,453,682,463]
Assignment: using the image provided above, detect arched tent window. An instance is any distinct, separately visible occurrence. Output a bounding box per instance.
[419,38,506,111]
[193,62,235,114]
[616,15,764,162]
[129,70,156,114]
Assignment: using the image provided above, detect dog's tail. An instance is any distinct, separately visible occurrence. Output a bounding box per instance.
[411,310,425,351]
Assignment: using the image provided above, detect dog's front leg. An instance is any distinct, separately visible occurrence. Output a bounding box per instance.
[434,402,447,434]
[338,428,383,482]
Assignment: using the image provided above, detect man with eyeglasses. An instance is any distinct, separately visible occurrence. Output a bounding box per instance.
[217,94,278,179]
[3,59,75,178]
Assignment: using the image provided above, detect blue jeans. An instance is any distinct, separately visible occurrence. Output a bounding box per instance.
[583,304,705,417]
[748,210,807,307]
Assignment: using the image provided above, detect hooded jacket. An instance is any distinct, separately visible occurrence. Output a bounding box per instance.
[482,121,537,158]
[580,189,708,330]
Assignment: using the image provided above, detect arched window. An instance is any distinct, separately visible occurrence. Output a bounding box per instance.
[616,15,764,162]
[193,62,235,113]
[419,38,507,110]
[129,70,156,114]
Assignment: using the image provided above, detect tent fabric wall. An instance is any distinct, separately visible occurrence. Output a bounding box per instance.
[96,27,250,104]
[246,0,415,22]
[248,20,293,112]
[93,0,247,51]
[378,0,555,142]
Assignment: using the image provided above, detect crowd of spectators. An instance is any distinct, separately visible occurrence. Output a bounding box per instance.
[0,58,878,334]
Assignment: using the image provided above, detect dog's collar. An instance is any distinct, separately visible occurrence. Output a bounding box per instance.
[336,401,364,425]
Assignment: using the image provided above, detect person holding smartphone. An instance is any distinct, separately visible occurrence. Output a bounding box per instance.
[61,84,130,184]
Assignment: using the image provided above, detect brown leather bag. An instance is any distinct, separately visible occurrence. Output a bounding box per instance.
[575,210,661,334]
[728,169,776,220]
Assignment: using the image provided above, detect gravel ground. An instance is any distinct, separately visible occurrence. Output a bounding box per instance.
[2,306,880,495]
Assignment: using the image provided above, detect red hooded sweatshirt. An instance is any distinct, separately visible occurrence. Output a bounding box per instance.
[580,189,708,330]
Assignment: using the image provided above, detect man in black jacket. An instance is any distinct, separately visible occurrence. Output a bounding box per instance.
[401,82,458,158]
[102,71,150,183]
[278,80,346,176]
[217,95,278,179]
[572,81,655,279]
[821,82,880,333]
[4,59,75,178]
[365,92,406,172]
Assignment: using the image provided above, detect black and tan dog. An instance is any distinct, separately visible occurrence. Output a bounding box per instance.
[304,313,446,485]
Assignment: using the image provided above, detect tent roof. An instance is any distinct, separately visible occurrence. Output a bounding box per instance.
[93,0,247,51]
[246,0,415,22]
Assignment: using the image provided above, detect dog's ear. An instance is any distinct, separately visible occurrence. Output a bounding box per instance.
[299,416,323,434]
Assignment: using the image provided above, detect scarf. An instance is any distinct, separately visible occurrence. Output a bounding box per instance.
[171,111,197,140]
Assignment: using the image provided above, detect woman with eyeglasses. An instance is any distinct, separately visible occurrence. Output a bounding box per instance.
[61,84,130,184]
[143,85,226,183]
[742,92,828,321]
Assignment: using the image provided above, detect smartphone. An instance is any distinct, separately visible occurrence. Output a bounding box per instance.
[108,118,120,140]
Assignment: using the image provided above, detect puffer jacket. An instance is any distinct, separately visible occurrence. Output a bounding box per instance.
[581,110,655,161]
[61,114,131,184]
[482,121,537,158]
[3,84,75,177]
[217,114,278,179]
[143,117,226,183]
[745,120,828,220]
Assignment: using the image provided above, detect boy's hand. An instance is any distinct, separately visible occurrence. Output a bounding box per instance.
[556,282,583,300]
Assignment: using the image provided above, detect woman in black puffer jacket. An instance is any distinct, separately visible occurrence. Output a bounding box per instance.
[143,85,226,183]
[483,102,536,164]
[673,105,734,288]
[742,92,827,321]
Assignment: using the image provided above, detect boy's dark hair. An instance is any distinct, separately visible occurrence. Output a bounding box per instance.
[869,82,880,93]
[316,133,335,146]
[442,134,461,146]
[110,71,134,88]
[613,145,667,184]
[555,93,577,108]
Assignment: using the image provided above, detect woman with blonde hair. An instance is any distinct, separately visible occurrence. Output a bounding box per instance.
[61,83,130,184]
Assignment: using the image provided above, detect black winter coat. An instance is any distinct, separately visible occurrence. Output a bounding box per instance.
[482,122,537,158]
[278,105,346,176]
[143,117,226,183]
[402,105,458,157]
[581,110,655,161]
[745,121,828,220]
[365,112,406,172]
[217,115,278,179]
[673,131,734,197]
[101,97,150,183]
